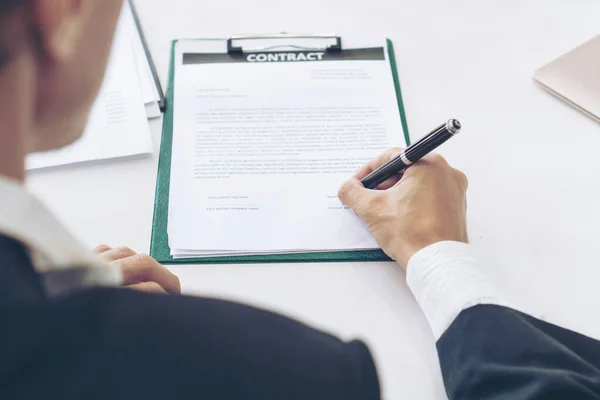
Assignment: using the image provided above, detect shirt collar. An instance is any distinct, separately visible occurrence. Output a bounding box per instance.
[0,176,122,297]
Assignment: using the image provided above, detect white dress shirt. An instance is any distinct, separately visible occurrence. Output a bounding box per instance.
[1,175,516,341]
[407,241,523,340]
[0,176,121,297]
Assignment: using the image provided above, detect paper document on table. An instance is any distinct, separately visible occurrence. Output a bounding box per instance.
[122,1,162,119]
[26,6,153,170]
[167,39,406,257]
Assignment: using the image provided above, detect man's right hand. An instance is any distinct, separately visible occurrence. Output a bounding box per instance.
[338,148,469,269]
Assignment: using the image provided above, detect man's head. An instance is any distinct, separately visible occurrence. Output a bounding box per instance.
[0,0,122,154]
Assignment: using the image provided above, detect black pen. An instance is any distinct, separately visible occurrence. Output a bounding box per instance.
[360,119,461,189]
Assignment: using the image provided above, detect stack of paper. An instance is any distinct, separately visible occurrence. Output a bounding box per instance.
[123,2,163,119]
[26,2,160,170]
[166,38,407,258]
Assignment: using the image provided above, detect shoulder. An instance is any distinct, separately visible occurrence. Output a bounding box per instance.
[1,288,380,400]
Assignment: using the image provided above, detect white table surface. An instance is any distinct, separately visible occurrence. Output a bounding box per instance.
[26,1,600,398]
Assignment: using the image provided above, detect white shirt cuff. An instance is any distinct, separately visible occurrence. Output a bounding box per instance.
[406,241,518,341]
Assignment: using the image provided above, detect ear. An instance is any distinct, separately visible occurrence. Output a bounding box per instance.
[30,0,89,62]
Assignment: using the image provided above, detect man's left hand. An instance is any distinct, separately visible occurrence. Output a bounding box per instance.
[93,245,181,295]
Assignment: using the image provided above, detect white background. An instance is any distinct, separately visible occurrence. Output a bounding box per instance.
[26,1,600,398]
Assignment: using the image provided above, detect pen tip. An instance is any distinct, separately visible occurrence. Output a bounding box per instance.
[452,119,461,130]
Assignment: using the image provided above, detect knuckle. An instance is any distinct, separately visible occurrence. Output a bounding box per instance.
[426,153,447,165]
[338,181,353,200]
[455,169,469,188]
[93,244,111,253]
[384,147,404,162]
[133,253,155,266]
[116,246,134,255]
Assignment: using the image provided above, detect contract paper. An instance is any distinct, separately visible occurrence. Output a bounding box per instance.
[26,3,155,170]
[168,39,406,257]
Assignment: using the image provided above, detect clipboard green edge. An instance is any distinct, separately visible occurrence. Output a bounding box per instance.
[150,38,410,265]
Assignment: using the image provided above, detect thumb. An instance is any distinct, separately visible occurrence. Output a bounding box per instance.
[338,178,372,211]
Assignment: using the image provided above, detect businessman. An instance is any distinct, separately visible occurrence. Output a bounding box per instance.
[1,0,600,399]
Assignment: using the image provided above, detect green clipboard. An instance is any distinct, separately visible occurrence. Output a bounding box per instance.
[150,38,410,264]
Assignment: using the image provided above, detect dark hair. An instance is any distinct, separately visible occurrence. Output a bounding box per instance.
[0,0,25,66]
[0,0,22,14]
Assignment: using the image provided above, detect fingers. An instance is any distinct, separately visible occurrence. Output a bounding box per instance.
[400,153,450,181]
[92,245,182,295]
[126,282,167,294]
[413,153,449,169]
[92,244,112,255]
[338,178,384,221]
[340,148,405,214]
[353,147,404,180]
[117,254,181,294]
[350,147,404,190]
[419,154,468,190]
[375,174,403,190]
[400,153,468,195]
[338,178,370,208]
[96,246,137,262]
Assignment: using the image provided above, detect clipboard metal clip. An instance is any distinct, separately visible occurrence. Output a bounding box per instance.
[227,34,342,54]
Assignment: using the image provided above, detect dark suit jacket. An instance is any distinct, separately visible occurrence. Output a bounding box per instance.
[2,233,600,399]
